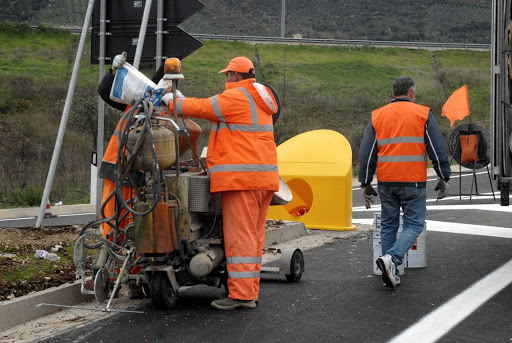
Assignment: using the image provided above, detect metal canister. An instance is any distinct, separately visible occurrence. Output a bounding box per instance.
[127,123,176,171]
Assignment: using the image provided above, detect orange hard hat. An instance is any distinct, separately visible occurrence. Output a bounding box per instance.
[218,56,255,74]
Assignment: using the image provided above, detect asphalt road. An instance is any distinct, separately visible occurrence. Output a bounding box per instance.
[28,169,512,343]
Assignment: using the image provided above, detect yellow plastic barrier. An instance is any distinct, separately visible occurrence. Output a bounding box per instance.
[267,129,356,231]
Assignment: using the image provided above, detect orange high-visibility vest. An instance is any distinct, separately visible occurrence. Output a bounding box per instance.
[103,120,124,165]
[100,107,134,238]
[100,106,133,181]
[169,79,279,192]
[372,101,429,183]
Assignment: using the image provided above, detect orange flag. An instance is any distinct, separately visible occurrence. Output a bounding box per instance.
[442,85,471,127]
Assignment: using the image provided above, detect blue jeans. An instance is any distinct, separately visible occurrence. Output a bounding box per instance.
[378,184,426,268]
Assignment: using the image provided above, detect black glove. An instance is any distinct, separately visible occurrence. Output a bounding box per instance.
[362,184,378,209]
[435,179,449,199]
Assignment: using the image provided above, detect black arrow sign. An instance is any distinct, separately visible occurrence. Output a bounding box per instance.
[92,27,203,65]
[92,0,204,26]
[166,0,205,25]
[91,0,205,65]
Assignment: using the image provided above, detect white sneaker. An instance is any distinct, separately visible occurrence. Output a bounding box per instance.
[377,254,401,288]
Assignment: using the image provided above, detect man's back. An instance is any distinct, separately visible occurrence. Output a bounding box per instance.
[372,99,430,183]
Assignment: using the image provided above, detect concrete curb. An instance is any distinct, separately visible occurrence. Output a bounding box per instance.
[264,221,309,248]
[0,281,94,331]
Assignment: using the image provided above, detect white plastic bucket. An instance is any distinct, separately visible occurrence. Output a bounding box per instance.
[405,226,427,268]
[372,213,427,274]
[372,214,405,276]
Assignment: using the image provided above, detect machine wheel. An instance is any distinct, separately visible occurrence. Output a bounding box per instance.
[94,268,110,303]
[150,273,177,310]
[285,249,304,282]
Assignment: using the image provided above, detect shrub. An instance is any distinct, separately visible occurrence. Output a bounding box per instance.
[12,185,43,207]
[0,21,32,35]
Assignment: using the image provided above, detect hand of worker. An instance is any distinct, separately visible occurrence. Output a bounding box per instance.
[112,51,127,70]
[435,179,449,199]
[160,81,185,106]
[362,184,378,209]
[161,92,174,106]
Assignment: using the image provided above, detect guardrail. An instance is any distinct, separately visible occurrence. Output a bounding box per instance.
[61,26,490,51]
[191,34,490,51]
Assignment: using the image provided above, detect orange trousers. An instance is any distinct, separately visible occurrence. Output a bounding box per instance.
[221,190,274,300]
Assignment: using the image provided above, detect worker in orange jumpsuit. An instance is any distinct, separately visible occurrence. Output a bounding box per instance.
[97,53,166,298]
[162,56,279,310]
[98,52,168,240]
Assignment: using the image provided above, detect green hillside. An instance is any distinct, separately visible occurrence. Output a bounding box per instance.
[0,23,491,207]
[4,0,491,44]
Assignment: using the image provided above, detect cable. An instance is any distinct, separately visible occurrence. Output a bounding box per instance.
[114,99,162,217]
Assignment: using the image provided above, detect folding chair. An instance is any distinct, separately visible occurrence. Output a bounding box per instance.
[448,124,495,203]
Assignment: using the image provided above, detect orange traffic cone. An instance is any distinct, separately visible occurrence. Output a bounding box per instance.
[44,195,52,218]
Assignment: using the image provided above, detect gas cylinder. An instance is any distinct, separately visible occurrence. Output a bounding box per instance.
[127,123,176,171]
[189,245,224,278]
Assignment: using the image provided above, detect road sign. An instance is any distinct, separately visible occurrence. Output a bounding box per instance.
[91,0,205,65]
[92,26,203,64]
[92,0,204,25]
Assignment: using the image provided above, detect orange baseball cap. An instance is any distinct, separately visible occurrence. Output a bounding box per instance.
[218,56,255,74]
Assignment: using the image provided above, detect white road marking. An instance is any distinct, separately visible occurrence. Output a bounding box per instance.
[387,258,512,343]
[353,171,510,341]
[57,213,96,217]
[426,220,512,238]
[426,194,497,202]
[0,217,36,221]
[353,219,512,238]
[352,170,490,192]
[426,203,512,212]
[352,202,512,213]
[352,214,512,343]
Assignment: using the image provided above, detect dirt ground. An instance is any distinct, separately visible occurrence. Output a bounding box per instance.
[0,226,82,301]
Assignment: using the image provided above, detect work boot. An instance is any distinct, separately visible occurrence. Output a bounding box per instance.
[377,254,401,288]
[220,292,258,304]
[211,297,256,310]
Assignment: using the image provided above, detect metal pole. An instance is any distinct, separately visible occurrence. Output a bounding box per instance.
[156,0,164,70]
[280,0,286,38]
[95,0,106,215]
[172,81,180,180]
[36,0,96,228]
[133,0,153,70]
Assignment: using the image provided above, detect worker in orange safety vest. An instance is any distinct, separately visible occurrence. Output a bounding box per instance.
[358,75,451,288]
[162,56,280,310]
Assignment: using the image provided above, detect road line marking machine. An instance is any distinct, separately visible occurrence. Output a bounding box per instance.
[72,57,304,312]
